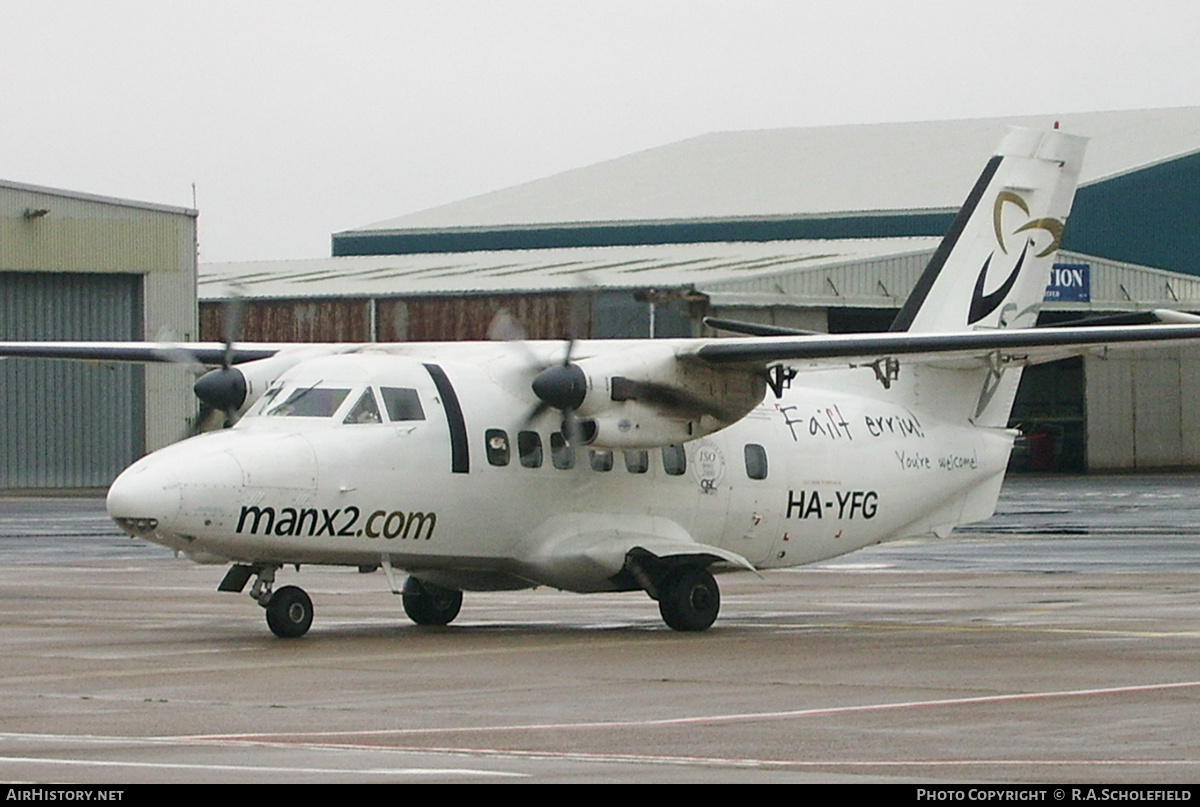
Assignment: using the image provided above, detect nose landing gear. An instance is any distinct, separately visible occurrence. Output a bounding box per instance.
[219,563,314,638]
[264,585,313,638]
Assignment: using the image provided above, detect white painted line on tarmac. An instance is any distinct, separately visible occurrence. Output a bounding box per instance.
[0,734,1194,775]
[184,678,1200,739]
[0,755,525,778]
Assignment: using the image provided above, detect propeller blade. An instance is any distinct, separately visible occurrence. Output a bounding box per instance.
[221,289,246,370]
[150,328,208,377]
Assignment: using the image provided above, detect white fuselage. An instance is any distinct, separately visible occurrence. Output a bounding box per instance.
[106,342,1014,593]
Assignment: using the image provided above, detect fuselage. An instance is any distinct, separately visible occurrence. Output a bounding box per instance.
[106,341,1015,593]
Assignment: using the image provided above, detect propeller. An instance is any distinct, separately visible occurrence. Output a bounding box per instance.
[529,345,591,447]
[191,292,248,432]
[488,295,594,447]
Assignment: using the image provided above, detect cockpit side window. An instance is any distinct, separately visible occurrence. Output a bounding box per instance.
[381,387,425,421]
[251,385,284,415]
[343,388,383,424]
[267,387,351,418]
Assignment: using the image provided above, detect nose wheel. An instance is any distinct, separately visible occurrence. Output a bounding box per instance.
[265,585,313,638]
[223,564,315,638]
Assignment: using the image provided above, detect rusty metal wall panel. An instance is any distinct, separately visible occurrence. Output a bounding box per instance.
[201,299,371,343]
[377,293,581,342]
[210,294,584,343]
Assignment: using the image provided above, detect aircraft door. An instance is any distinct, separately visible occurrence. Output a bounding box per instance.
[722,415,788,567]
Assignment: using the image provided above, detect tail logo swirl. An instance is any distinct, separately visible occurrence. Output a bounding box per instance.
[967,191,1064,325]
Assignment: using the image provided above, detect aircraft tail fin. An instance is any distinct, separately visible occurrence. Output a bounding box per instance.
[890,127,1087,334]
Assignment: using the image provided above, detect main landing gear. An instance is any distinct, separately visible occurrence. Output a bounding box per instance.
[623,552,722,632]
[401,577,463,626]
[656,567,720,632]
[219,563,315,639]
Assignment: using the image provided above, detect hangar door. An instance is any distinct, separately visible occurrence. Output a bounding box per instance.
[0,273,143,488]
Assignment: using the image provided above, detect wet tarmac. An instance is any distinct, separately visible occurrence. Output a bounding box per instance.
[1,475,1198,783]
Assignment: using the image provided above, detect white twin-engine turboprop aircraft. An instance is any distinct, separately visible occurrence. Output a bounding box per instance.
[8,126,1200,638]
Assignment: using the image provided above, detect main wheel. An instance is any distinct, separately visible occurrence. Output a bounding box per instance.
[658,567,720,632]
[265,585,313,638]
[402,577,463,626]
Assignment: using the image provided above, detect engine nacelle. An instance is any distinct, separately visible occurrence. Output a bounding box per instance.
[563,344,766,448]
[582,404,697,449]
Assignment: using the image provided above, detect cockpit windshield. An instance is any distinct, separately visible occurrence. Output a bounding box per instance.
[247,382,427,423]
[265,386,351,418]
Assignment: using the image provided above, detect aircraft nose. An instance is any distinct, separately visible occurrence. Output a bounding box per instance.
[107,461,182,538]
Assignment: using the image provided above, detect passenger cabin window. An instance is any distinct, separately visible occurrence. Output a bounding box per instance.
[744,443,768,480]
[550,433,574,469]
[589,449,613,472]
[381,387,425,421]
[267,387,351,418]
[344,389,382,424]
[485,429,510,466]
[662,444,687,476]
[518,431,543,468]
[624,449,649,474]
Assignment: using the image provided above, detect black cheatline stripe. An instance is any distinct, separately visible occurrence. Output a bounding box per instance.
[423,363,469,474]
[889,155,1004,332]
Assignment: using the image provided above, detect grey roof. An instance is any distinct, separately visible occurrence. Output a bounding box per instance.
[201,238,939,301]
[0,178,197,217]
[201,240,1200,312]
[350,107,1200,233]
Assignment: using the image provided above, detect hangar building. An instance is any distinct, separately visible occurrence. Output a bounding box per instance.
[1,180,197,489]
[202,107,1200,472]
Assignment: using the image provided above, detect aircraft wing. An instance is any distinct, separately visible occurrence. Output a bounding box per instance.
[0,342,282,364]
[692,322,1200,370]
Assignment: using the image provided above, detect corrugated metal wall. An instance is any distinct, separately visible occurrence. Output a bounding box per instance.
[0,272,142,487]
[702,250,933,309]
[1086,345,1200,470]
[2,181,197,485]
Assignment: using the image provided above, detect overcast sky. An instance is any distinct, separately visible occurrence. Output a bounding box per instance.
[3,1,1197,263]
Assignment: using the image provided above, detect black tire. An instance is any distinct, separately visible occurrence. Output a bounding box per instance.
[402,577,463,626]
[658,567,720,631]
[265,585,313,638]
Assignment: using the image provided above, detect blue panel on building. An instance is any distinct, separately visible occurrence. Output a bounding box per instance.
[1044,263,1090,302]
